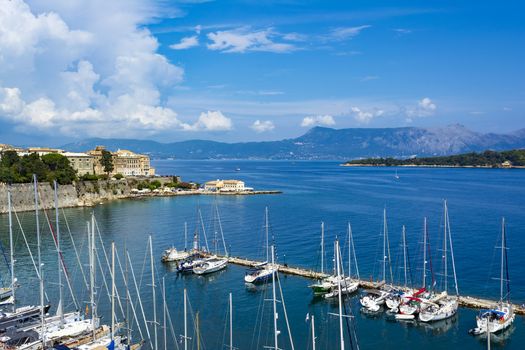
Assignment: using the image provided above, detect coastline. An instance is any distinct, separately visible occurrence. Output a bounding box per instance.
[0,180,281,214]
[340,163,525,169]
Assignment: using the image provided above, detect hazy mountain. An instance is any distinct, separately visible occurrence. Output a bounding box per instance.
[61,125,525,160]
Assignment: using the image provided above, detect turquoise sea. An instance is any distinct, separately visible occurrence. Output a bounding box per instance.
[1,160,524,349]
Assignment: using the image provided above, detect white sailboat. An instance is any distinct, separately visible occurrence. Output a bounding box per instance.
[244,207,277,284]
[385,225,413,311]
[161,222,191,262]
[470,218,515,335]
[419,200,459,322]
[324,224,360,299]
[360,209,392,311]
[194,204,229,275]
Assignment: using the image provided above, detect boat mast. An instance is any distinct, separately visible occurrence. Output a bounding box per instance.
[149,235,158,350]
[500,218,505,303]
[311,315,316,350]
[446,201,459,296]
[7,187,15,312]
[54,180,64,324]
[216,205,228,256]
[90,214,97,340]
[163,277,167,350]
[349,222,360,280]
[183,288,188,350]
[229,292,233,350]
[271,244,279,350]
[111,241,115,341]
[348,223,351,278]
[382,209,386,283]
[196,312,200,350]
[34,175,45,348]
[321,222,324,275]
[443,200,448,293]
[336,239,344,350]
[423,217,427,288]
[184,222,188,251]
[266,207,269,263]
[402,225,407,288]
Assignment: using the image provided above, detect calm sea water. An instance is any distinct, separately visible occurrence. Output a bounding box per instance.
[1,160,524,349]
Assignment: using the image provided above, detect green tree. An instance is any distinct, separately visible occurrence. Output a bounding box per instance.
[0,150,20,168]
[100,150,114,177]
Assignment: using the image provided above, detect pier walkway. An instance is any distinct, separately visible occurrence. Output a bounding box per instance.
[218,254,525,316]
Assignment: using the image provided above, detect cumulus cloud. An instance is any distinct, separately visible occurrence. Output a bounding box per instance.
[405,97,437,120]
[207,27,296,53]
[350,107,384,124]
[251,120,275,133]
[0,0,187,138]
[170,35,199,50]
[301,115,336,127]
[182,110,233,131]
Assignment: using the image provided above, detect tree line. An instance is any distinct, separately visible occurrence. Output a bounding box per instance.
[345,149,525,167]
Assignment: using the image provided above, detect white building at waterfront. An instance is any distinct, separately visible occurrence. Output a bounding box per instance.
[204,179,247,192]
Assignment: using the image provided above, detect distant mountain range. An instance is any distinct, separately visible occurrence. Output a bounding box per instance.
[61,125,525,160]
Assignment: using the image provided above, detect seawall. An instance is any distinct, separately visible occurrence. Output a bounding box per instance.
[0,177,174,214]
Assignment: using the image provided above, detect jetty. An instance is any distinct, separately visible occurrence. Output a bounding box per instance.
[217,254,525,316]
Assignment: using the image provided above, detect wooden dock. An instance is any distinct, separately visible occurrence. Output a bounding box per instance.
[223,255,525,316]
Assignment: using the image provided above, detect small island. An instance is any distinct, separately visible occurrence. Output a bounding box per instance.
[342,149,525,168]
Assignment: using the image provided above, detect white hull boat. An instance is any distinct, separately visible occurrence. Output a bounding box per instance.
[323,279,359,299]
[244,264,277,284]
[193,257,228,275]
[419,296,458,322]
[471,304,515,335]
[161,247,190,262]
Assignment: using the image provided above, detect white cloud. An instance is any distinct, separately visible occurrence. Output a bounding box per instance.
[251,120,275,133]
[183,110,233,131]
[170,35,199,50]
[503,107,512,112]
[405,97,437,119]
[393,28,412,35]
[0,0,187,138]
[301,115,336,127]
[350,107,384,124]
[330,25,371,40]
[360,75,379,82]
[207,27,296,53]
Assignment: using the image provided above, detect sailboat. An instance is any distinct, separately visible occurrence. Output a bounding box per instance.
[360,209,392,311]
[161,222,191,262]
[193,204,229,275]
[244,207,277,284]
[419,200,459,322]
[385,225,413,311]
[397,218,433,319]
[470,218,515,335]
[323,224,360,299]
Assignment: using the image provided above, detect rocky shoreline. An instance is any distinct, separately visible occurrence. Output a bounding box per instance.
[0,180,281,214]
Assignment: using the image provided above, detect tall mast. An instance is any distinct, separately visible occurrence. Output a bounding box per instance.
[500,218,504,303]
[229,292,233,350]
[382,208,387,283]
[422,217,427,288]
[183,289,188,350]
[149,235,158,350]
[321,222,325,275]
[271,244,279,350]
[111,241,115,340]
[443,200,448,292]
[184,222,188,251]
[54,180,64,324]
[90,215,97,340]
[196,312,200,350]
[34,175,45,348]
[311,315,316,350]
[266,207,269,263]
[163,277,167,350]
[348,223,352,278]
[7,187,15,312]
[336,239,344,350]
[402,225,407,288]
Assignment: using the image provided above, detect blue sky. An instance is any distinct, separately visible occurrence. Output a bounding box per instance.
[0,0,523,145]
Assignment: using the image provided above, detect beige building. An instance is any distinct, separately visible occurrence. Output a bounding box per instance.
[87,146,155,176]
[63,152,95,176]
[204,179,246,192]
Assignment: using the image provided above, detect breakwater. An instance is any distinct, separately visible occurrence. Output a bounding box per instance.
[213,254,525,316]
